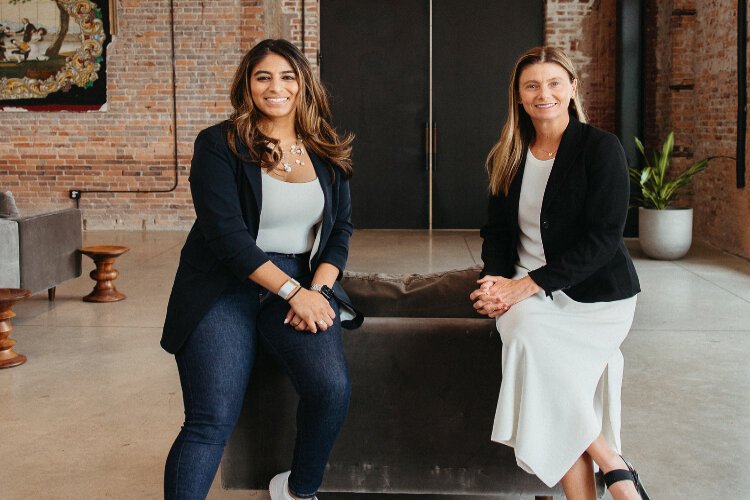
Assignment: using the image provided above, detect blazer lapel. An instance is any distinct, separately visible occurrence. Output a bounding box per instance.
[235,137,262,218]
[310,149,332,223]
[309,149,333,263]
[242,162,262,215]
[542,116,586,212]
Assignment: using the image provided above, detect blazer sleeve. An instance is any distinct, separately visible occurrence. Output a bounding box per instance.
[480,191,514,278]
[189,128,269,281]
[528,133,630,294]
[318,176,353,280]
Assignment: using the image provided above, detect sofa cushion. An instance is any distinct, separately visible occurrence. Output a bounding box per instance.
[0,191,20,218]
[16,208,82,295]
[341,266,482,318]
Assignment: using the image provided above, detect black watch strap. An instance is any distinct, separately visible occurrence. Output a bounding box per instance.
[312,284,334,300]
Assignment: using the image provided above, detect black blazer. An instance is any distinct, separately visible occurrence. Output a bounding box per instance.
[480,116,640,302]
[161,122,355,354]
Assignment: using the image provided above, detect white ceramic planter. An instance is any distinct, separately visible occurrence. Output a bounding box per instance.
[638,207,693,260]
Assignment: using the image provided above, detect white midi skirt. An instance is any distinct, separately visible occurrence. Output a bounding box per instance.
[492,283,637,487]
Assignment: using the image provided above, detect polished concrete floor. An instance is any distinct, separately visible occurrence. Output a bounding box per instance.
[2,230,749,500]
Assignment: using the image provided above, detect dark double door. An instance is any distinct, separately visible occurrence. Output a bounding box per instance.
[320,0,543,228]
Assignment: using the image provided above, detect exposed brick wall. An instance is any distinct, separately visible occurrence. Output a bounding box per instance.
[644,0,673,147]
[0,0,317,231]
[643,0,749,258]
[283,0,319,71]
[690,0,748,258]
[0,0,260,230]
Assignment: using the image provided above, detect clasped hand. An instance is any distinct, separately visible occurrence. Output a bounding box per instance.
[285,288,336,333]
[469,274,542,318]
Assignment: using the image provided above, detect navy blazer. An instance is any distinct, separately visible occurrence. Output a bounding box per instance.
[161,122,354,354]
[480,116,640,302]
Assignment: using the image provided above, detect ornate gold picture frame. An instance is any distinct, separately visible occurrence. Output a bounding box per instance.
[0,0,107,106]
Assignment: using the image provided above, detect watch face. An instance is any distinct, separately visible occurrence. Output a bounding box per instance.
[320,285,334,300]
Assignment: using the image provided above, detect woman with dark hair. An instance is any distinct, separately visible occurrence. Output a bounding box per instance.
[162,39,357,500]
[470,46,649,500]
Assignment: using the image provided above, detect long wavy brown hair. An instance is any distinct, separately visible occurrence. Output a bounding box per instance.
[486,46,587,196]
[227,39,353,179]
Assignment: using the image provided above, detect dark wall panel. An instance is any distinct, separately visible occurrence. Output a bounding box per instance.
[321,0,429,229]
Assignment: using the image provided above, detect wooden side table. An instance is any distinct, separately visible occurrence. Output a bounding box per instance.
[79,245,129,303]
[0,288,31,369]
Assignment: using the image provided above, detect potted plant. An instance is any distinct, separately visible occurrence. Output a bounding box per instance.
[629,132,725,260]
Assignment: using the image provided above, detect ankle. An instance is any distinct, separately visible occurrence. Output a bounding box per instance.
[608,479,640,500]
[599,452,627,474]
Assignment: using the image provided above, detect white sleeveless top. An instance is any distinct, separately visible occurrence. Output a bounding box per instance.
[517,150,554,272]
[255,171,324,254]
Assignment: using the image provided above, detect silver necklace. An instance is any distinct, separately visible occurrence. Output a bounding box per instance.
[280,136,305,173]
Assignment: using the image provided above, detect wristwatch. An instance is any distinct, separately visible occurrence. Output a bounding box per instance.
[277,278,301,301]
[310,284,334,300]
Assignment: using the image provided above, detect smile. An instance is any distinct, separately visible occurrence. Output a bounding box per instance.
[266,97,289,103]
[535,103,557,109]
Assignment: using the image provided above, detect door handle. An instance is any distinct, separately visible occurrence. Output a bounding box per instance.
[432,122,437,172]
[424,122,430,171]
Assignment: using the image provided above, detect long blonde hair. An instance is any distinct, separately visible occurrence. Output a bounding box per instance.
[227,39,353,179]
[486,46,587,195]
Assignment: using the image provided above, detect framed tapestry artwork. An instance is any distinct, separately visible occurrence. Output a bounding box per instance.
[0,0,111,111]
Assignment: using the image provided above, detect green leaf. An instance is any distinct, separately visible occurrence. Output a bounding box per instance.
[630,131,721,209]
[634,137,646,157]
[662,132,674,162]
[640,167,651,185]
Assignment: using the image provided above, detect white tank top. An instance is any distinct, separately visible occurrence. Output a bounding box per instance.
[255,171,324,254]
[517,150,554,272]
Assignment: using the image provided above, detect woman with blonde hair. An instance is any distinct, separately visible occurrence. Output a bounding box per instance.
[470,46,649,499]
[162,39,359,500]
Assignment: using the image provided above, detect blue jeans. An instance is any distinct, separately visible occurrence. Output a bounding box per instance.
[164,253,351,499]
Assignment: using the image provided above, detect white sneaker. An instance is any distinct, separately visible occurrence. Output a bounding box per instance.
[269,471,318,500]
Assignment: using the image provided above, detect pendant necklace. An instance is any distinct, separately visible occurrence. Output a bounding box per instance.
[280,136,305,173]
[535,144,557,160]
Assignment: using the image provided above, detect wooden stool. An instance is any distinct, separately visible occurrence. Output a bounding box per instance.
[0,288,31,369]
[79,245,129,303]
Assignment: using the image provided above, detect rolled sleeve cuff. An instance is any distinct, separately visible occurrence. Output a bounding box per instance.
[528,266,564,298]
[318,246,348,280]
[208,232,269,282]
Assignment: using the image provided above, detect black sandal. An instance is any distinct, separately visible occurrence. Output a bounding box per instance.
[603,456,650,500]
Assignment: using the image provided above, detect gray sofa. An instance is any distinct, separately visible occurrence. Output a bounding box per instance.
[0,218,20,288]
[221,267,604,497]
[0,208,83,300]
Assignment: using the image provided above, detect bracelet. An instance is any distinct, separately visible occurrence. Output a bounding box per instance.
[278,278,301,301]
[310,283,334,300]
[286,285,302,301]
